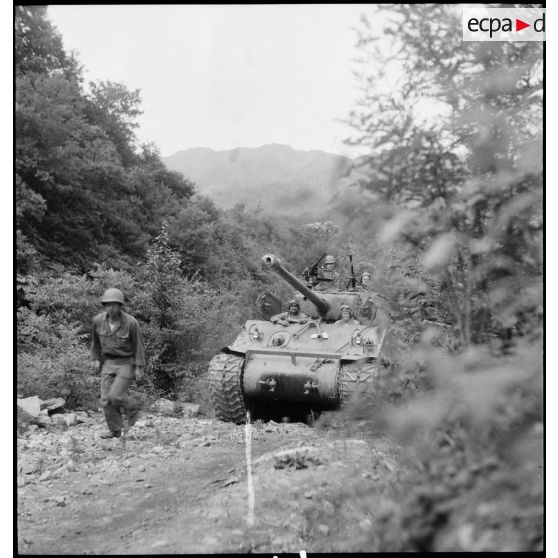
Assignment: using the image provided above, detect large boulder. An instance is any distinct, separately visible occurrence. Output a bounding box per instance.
[18,456,39,475]
[17,397,42,418]
[41,398,65,413]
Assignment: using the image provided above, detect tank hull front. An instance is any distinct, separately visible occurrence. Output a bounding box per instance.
[243,350,339,405]
[208,316,393,421]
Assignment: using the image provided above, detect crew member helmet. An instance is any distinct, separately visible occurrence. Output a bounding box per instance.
[101,288,125,305]
[361,271,371,279]
[288,299,300,309]
[340,304,353,315]
[324,255,336,265]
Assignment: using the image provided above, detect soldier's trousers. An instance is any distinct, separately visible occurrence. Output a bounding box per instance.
[100,359,142,432]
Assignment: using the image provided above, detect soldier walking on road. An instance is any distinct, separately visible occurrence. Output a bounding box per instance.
[91,288,146,439]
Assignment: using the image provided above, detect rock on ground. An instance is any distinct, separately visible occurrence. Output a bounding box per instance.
[17,409,402,555]
[18,397,42,418]
[41,398,66,413]
[183,403,201,417]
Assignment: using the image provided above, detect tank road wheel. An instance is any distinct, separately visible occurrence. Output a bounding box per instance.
[338,363,379,410]
[208,353,247,423]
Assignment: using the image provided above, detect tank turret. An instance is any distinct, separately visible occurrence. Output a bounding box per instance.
[261,254,329,315]
[261,253,378,324]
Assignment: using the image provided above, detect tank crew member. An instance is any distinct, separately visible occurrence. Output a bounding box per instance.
[270,299,309,327]
[91,288,146,439]
[314,254,341,291]
[358,271,372,291]
[335,304,361,326]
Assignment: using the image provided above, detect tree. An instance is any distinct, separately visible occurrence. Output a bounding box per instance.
[333,7,543,551]
[137,222,186,394]
[15,5,80,79]
[343,5,542,348]
[15,7,197,271]
[85,81,142,165]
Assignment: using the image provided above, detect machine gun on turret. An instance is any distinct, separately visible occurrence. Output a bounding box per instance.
[346,253,357,291]
[301,251,326,288]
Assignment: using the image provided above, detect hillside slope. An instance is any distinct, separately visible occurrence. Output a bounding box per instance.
[163,144,353,217]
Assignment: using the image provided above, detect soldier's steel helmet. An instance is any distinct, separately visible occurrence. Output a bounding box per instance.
[288,299,300,308]
[324,255,336,265]
[361,271,371,279]
[102,288,125,305]
[340,304,353,314]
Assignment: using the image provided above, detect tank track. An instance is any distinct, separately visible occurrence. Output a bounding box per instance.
[338,363,379,408]
[208,352,247,423]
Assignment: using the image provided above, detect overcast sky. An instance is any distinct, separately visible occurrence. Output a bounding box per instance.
[47,4,385,158]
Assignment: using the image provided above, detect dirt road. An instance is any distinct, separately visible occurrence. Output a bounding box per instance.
[17,410,399,554]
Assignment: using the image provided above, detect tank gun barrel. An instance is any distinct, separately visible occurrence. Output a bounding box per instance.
[262,254,330,315]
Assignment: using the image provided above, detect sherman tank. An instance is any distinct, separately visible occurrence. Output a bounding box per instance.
[208,253,395,423]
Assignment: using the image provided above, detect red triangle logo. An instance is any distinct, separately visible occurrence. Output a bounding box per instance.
[516,19,530,32]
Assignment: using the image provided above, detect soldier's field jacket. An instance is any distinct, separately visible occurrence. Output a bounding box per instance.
[90,311,145,366]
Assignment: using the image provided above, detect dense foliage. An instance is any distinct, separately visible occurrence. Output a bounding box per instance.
[15,6,328,405]
[321,5,543,552]
[15,6,195,272]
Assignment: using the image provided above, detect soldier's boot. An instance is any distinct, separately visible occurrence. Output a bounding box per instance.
[100,430,121,439]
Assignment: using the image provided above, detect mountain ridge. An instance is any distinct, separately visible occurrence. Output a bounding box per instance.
[163,144,354,217]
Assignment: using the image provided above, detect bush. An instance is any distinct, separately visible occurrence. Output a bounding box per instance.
[320,339,542,552]
[17,308,99,409]
[15,230,257,406]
